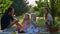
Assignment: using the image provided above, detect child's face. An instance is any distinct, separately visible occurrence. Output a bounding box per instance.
[25,15,29,20]
[31,14,36,21]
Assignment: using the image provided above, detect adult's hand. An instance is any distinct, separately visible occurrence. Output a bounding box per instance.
[13,18,19,23]
[13,18,23,28]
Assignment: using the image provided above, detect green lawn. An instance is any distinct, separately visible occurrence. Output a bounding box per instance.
[37,18,45,26]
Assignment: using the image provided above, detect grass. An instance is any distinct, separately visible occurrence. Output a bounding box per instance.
[37,18,45,26]
[55,17,60,22]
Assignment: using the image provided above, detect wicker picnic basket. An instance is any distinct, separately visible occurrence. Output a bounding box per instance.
[47,25,58,33]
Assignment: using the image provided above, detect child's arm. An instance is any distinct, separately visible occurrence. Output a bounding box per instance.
[11,18,23,28]
[15,20,23,28]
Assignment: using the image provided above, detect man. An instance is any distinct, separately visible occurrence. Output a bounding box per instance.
[1,7,21,32]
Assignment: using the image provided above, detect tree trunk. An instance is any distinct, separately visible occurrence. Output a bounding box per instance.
[50,0,56,24]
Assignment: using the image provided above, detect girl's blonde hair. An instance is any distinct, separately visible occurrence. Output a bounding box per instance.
[24,13,30,19]
[23,13,30,24]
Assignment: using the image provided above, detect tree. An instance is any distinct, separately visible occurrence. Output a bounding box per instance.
[50,0,59,23]
[12,0,29,16]
[56,0,60,18]
[34,0,49,17]
[35,0,60,23]
[0,0,12,15]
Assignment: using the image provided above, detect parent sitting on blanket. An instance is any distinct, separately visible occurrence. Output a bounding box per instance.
[1,7,22,32]
[44,7,53,26]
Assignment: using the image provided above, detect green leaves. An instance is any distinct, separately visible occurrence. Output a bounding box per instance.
[0,0,12,13]
[12,0,29,16]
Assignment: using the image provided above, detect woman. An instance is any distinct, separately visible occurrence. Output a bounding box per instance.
[44,8,53,26]
[44,8,58,33]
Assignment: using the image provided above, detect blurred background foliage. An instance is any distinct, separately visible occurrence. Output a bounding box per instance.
[11,0,29,16]
[0,0,60,23]
[0,0,12,16]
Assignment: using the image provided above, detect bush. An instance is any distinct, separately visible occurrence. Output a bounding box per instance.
[37,18,44,26]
